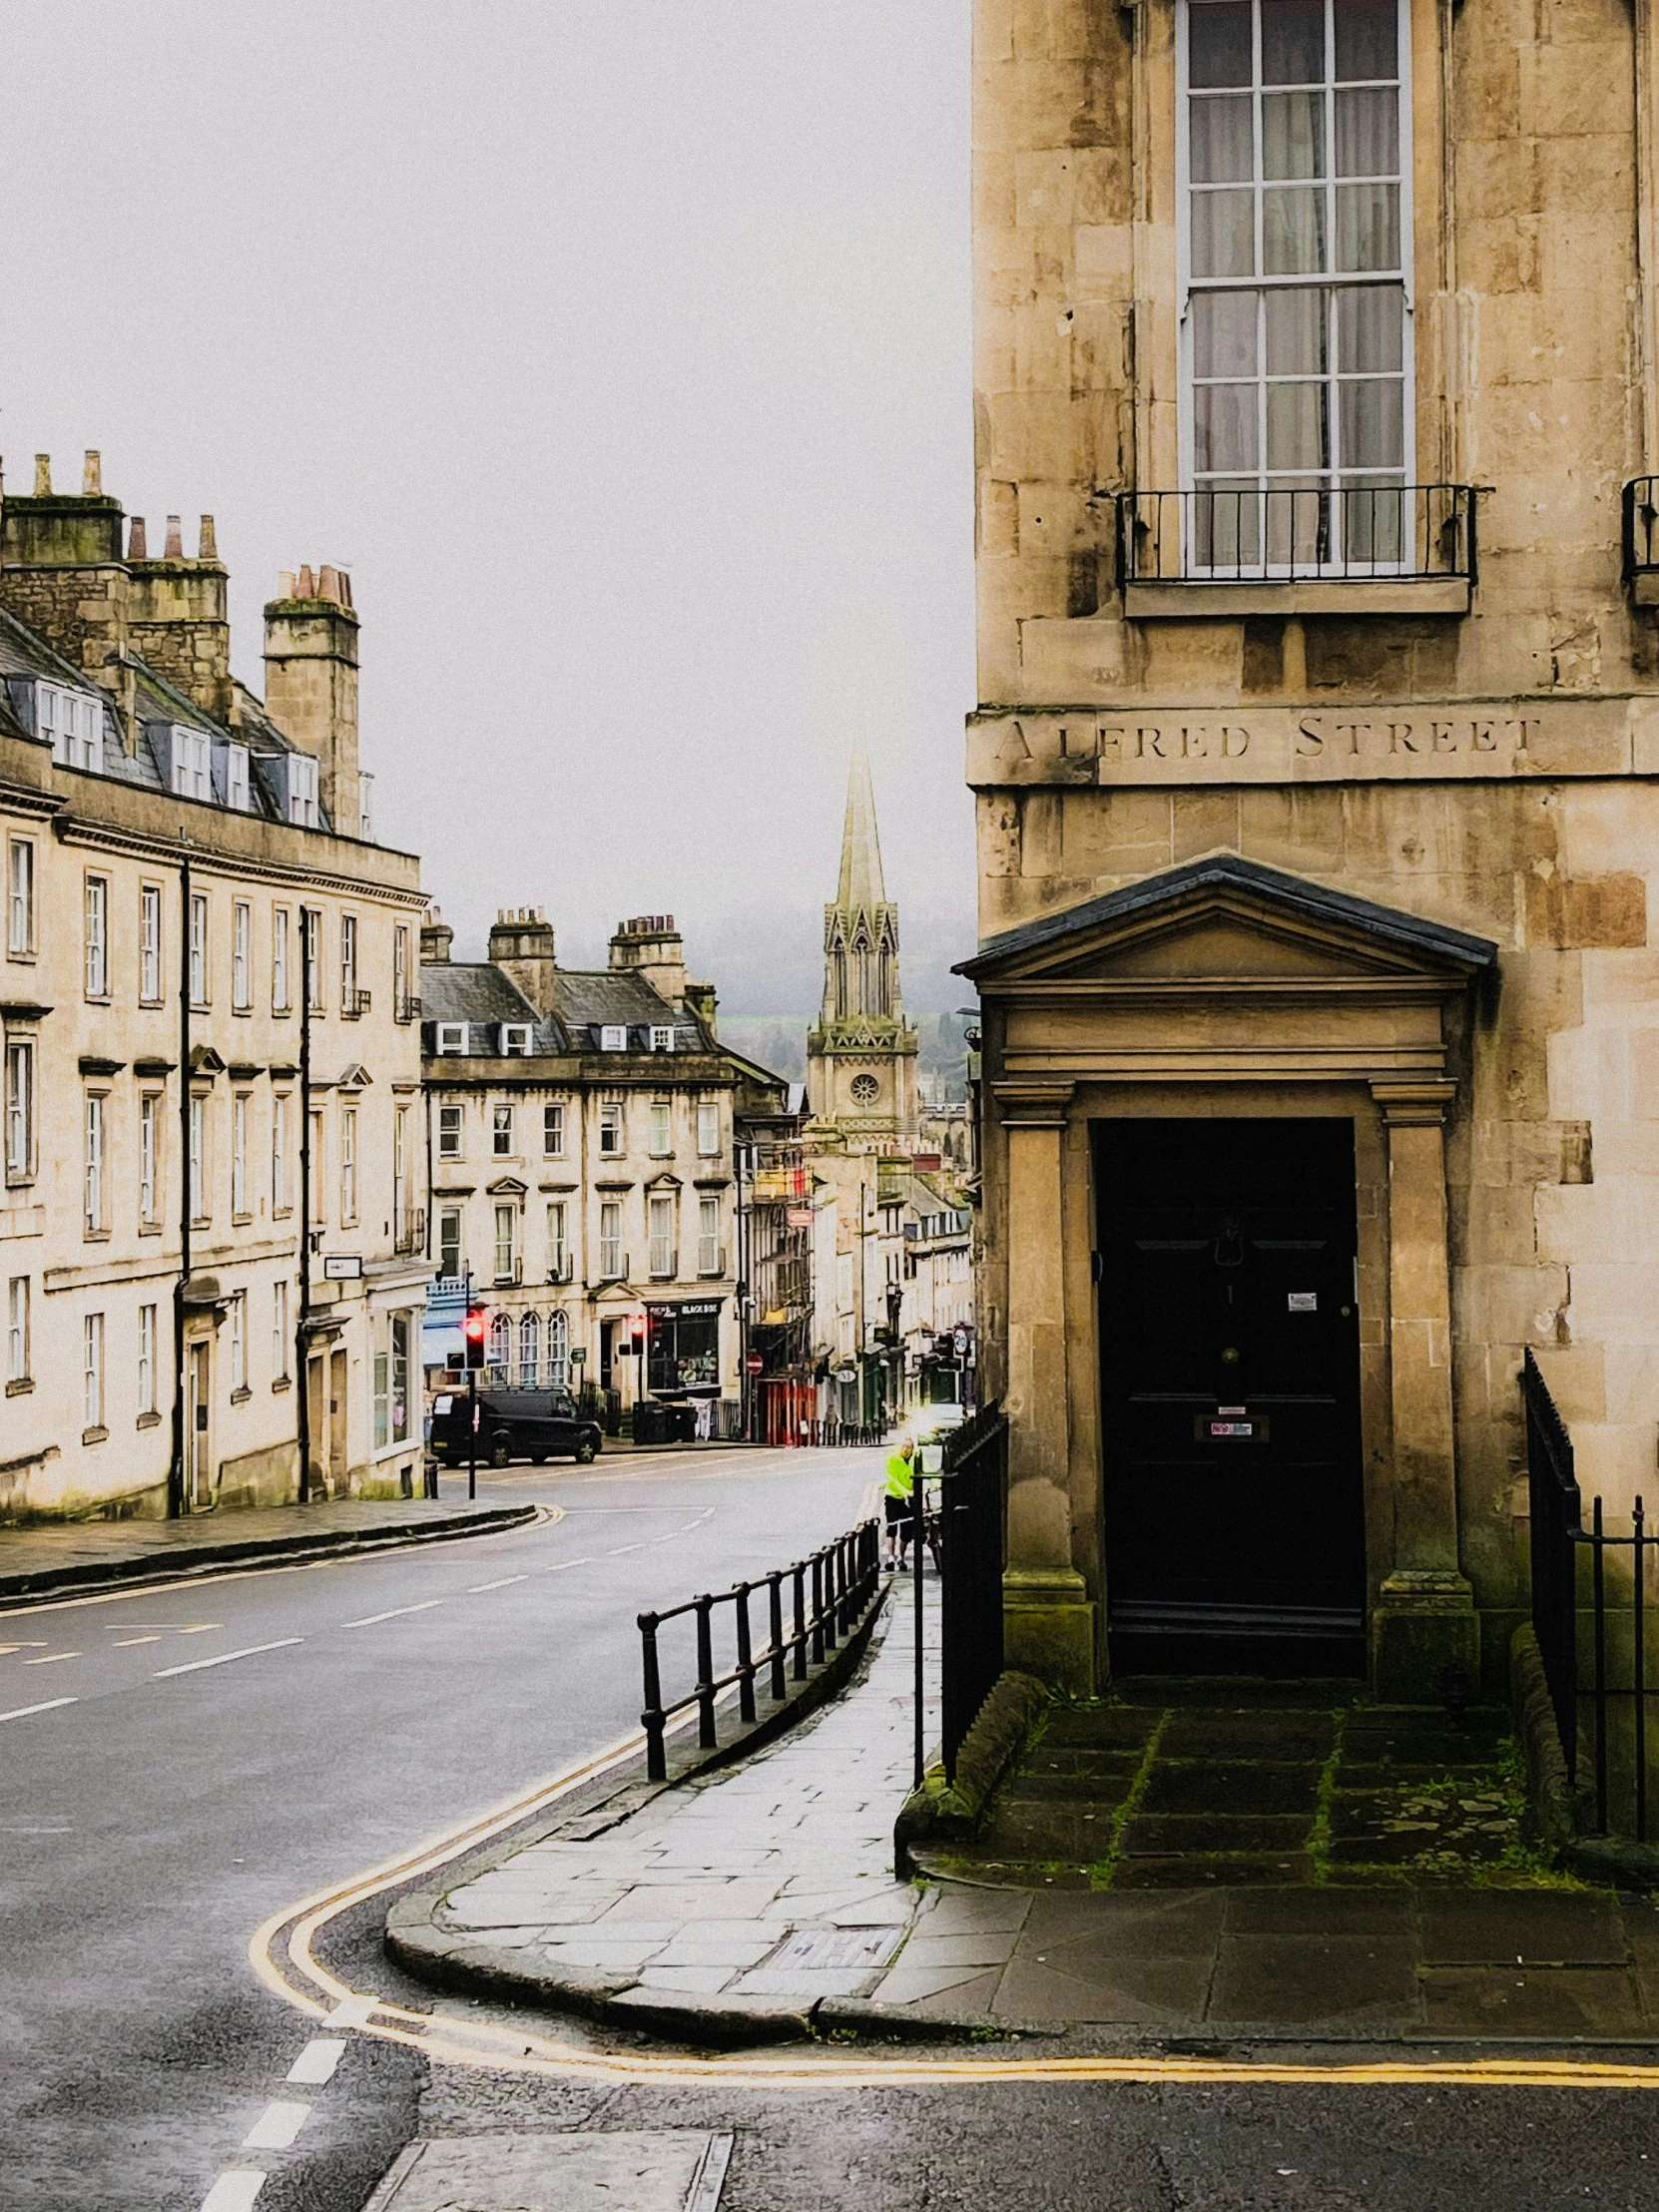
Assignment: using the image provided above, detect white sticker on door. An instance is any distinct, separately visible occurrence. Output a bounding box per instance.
[1288,1292,1318,1313]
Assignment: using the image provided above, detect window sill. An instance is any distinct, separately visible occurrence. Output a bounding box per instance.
[84,994,112,1007]
[136,1409,162,1429]
[273,1375,292,1392]
[6,950,38,964]
[83,1229,111,1244]
[232,1213,253,1228]
[6,1376,34,1395]
[1122,577,1471,620]
[231,1384,252,1405]
[139,1221,163,1236]
[82,1425,108,1445]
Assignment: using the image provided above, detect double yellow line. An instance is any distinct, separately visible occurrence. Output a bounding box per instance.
[250,1727,1659,2094]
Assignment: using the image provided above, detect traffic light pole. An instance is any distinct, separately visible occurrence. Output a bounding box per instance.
[467,1366,477,1501]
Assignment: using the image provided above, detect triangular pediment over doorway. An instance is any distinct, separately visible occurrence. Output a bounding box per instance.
[955,855,1497,990]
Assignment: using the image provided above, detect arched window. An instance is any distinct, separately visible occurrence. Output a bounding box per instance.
[487,1313,510,1381]
[853,932,870,1014]
[833,944,848,1018]
[877,946,891,1016]
[519,1310,541,1387]
[547,1309,569,1390]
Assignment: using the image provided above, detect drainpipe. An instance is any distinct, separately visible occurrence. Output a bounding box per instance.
[169,842,192,1518]
[296,910,312,1500]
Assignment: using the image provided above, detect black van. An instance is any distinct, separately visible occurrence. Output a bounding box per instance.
[429,1387,602,1468]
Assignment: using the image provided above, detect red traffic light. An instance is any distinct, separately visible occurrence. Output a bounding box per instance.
[464,1306,486,1370]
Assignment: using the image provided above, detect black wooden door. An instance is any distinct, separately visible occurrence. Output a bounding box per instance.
[1096,1118,1366,1669]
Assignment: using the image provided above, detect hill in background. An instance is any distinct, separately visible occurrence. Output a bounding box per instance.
[721,1012,974,1102]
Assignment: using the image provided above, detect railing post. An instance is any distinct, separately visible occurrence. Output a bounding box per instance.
[811,1554,826,1665]
[694,1593,717,1750]
[1593,1497,1608,1835]
[639,1610,667,1783]
[1636,1495,1648,1844]
[767,1569,786,1701]
[735,1579,756,1725]
[793,1560,808,1679]
[822,1543,839,1651]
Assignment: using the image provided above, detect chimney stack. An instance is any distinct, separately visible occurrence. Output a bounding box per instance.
[488,906,558,1015]
[0,449,128,678]
[608,913,689,1007]
[125,498,232,720]
[264,566,360,837]
[420,907,453,963]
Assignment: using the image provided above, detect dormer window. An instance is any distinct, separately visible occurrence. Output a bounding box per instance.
[41,684,104,774]
[600,1024,628,1051]
[283,754,320,828]
[168,724,212,801]
[650,1025,674,1052]
[435,1022,467,1054]
[214,740,251,812]
[500,1023,532,1055]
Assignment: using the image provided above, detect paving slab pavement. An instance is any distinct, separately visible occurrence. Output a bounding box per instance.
[399,1566,1659,2045]
[0,1492,537,1603]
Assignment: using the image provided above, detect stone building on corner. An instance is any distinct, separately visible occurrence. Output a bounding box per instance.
[964,0,1659,1700]
[2,452,428,1519]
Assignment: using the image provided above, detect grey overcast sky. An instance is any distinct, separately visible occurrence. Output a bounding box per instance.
[0,1,975,1014]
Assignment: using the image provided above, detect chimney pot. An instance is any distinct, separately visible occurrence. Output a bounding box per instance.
[164,515,183,559]
[199,514,218,561]
[277,570,295,600]
[83,450,101,496]
[33,455,50,496]
[128,516,149,560]
[295,563,316,597]
[318,564,341,602]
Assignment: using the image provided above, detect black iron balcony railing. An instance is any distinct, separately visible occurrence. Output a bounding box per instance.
[1622,477,1659,591]
[1116,484,1478,588]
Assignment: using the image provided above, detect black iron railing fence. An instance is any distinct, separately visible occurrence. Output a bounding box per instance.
[637,1518,880,1782]
[1524,1349,1658,1839]
[936,1401,1008,1784]
[1116,484,1478,587]
[1622,476,1659,581]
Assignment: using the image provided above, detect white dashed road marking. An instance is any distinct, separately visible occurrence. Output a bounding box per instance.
[342,1602,443,1629]
[153,1640,303,1679]
[607,1543,645,1556]
[0,1697,78,1723]
[466,1575,528,1593]
[24,1651,80,1665]
[200,2172,265,2210]
[242,2099,310,2150]
[285,2037,346,2085]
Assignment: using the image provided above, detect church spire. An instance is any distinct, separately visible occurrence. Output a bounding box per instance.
[835,741,886,910]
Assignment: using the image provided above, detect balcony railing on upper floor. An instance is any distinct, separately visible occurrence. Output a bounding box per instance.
[1623,478,1659,603]
[1115,484,1479,598]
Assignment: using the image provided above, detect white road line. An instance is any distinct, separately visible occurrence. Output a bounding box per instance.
[0,1696,78,1723]
[153,1639,302,1679]
[342,1601,442,1629]
[285,2036,346,2085]
[466,1574,527,1593]
[606,1543,645,1556]
[330,1994,374,2026]
[242,2099,310,2150]
[113,1635,163,1647]
[541,1556,594,1571]
[0,1641,48,1652]
[177,1623,223,1635]
[23,1651,80,1665]
[201,2172,266,2211]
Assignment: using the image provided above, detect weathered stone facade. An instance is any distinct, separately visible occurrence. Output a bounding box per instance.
[967,0,1659,1698]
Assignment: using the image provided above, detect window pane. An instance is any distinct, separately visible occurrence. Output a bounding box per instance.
[1335,0,1397,81]
[1189,0,1252,87]
[1339,376,1403,468]
[1264,187,1327,273]
[1193,480,1262,568]
[1264,480,1330,565]
[1195,383,1260,471]
[1261,0,1324,83]
[1267,381,1330,470]
[1339,283,1404,371]
[1192,289,1259,376]
[1336,87,1397,176]
[1262,90,1324,180]
[1190,94,1253,183]
[1192,189,1256,276]
[1265,285,1328,373]
[1341,477,1407,562]
[1336,183,1398,270]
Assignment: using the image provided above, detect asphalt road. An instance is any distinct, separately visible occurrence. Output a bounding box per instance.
[0,1445,876,2212]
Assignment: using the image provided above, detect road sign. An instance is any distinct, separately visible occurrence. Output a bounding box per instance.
[786,1207,813,1228]
[834,1364,857,1383]
[322,1255,362,1281]
[570,1347,587,1364]
[745,1352,764,1375]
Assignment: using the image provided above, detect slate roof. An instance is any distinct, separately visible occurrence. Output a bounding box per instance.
[955,853,1500,979]
[421,962,549,1033]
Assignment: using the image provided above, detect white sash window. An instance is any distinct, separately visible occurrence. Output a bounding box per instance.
[1180,0,1411,573]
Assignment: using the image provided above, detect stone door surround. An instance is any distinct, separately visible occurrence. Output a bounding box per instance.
[957,855,1498,1701]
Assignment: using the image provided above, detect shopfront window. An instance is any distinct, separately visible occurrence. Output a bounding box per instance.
[646,1298,722,1394]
